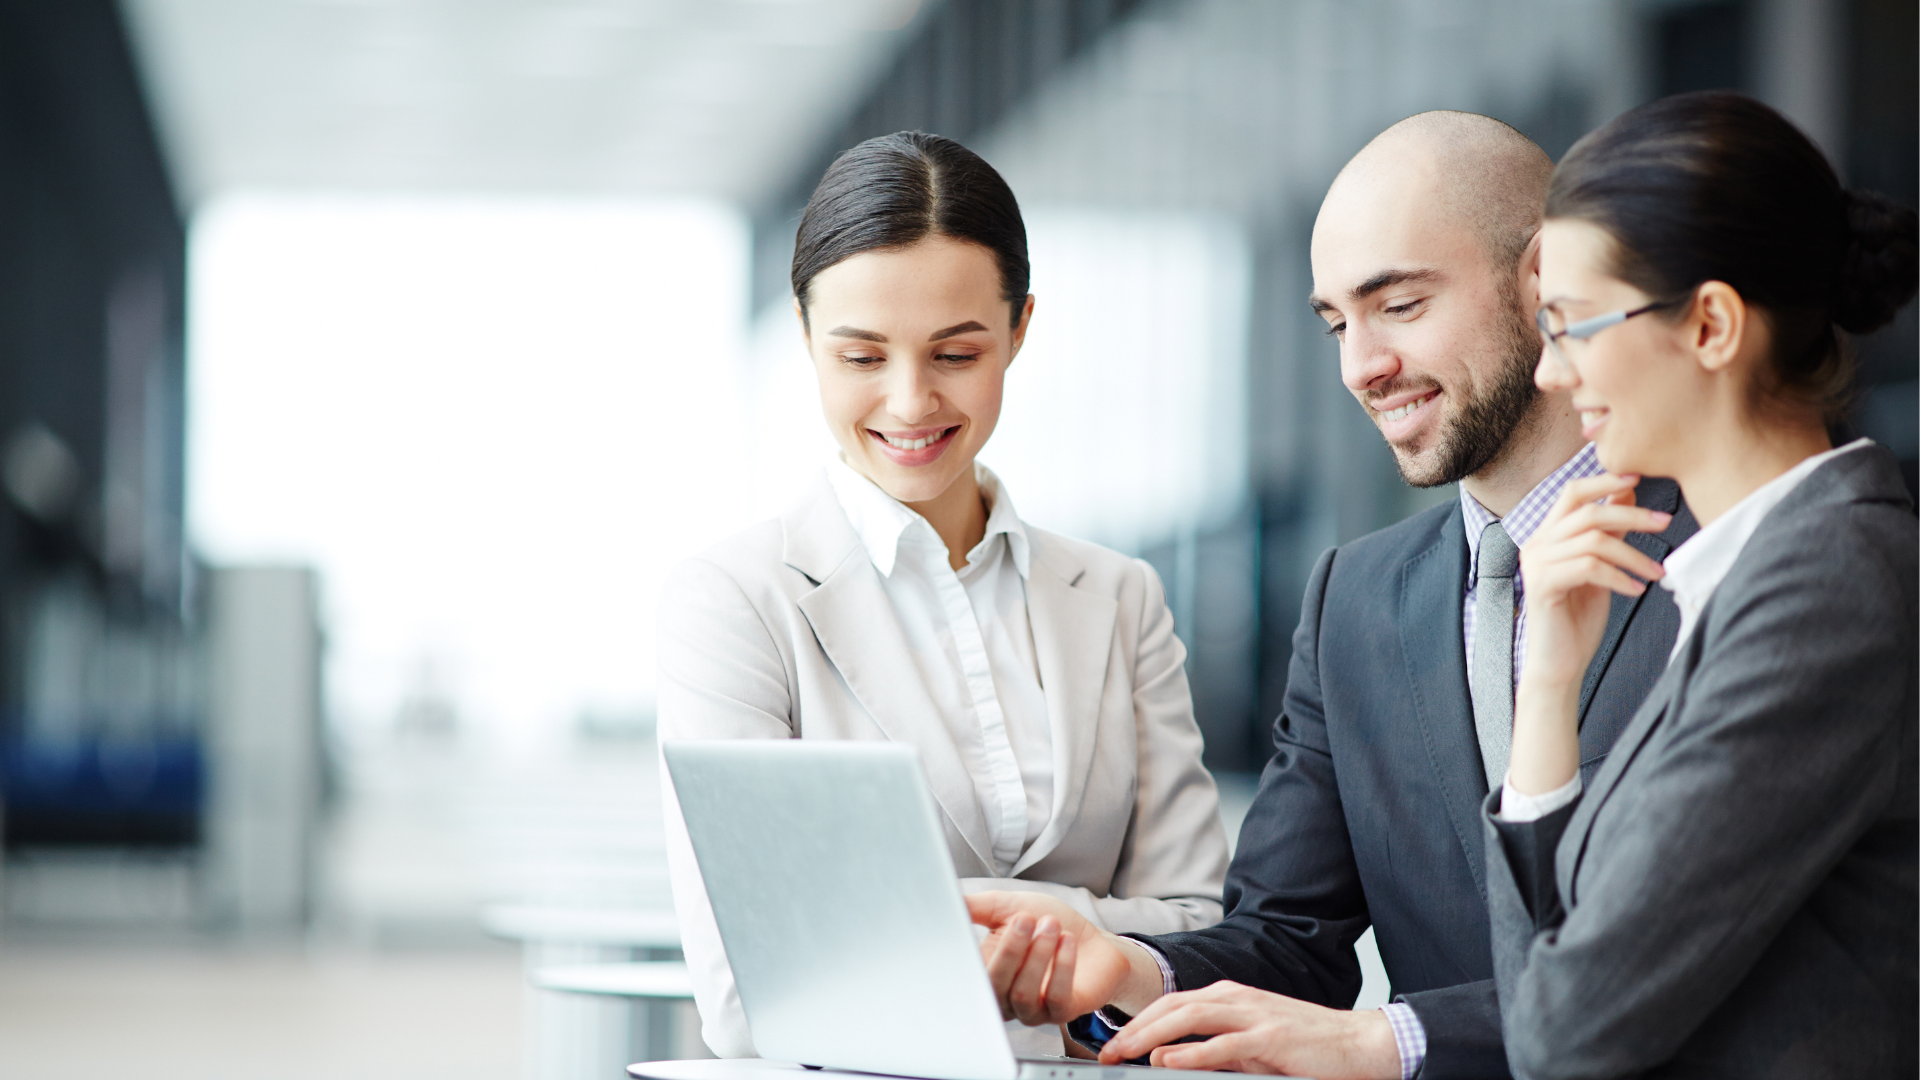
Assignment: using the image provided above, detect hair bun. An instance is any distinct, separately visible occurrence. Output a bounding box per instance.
[1834,189,1920,334]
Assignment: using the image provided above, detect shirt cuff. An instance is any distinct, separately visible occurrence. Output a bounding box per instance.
[1496,772,1583,822]
[1090,939,1178,1031]
[1379,1001,1426,1080]
[1139,940,1178,997]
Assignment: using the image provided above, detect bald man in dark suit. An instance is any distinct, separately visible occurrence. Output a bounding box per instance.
[965,111,1697,1080]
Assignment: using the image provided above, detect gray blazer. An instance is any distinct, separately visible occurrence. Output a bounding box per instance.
[1483,445,1918,1079]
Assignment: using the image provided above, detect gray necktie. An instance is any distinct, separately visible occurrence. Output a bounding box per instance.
[1471,521,1519,792]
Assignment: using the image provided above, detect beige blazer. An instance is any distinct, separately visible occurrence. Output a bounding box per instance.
[658,475,1229,1057]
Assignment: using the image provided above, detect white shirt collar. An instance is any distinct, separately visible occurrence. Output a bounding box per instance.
[824,457,1031,580]
[1660,438,1873,656]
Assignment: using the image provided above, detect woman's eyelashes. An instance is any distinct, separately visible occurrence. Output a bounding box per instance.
[840,350,984,367]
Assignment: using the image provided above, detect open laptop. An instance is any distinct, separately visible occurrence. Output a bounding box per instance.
[662,740,1254,1080]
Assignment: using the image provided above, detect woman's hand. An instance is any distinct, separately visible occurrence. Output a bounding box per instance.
[965,892,1156,1025]
[1512,474,1670,794]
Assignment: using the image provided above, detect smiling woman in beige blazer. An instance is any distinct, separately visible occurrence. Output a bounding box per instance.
[657,131,1229,1059]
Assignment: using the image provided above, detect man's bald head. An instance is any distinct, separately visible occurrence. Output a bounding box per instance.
[1326,110,1553,273]
[1310,112,1565,494]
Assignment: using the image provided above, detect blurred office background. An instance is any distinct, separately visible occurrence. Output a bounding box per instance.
[0,2,1910,1078]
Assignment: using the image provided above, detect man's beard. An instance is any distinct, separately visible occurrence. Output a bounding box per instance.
[1391,303,1542,488]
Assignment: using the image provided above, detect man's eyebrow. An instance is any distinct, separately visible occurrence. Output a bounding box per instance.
[826,326,885,342]
[929,321,989,341]
[1349,267,1442,302]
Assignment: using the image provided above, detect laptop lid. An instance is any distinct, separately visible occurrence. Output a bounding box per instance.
[665,740,1020,1080]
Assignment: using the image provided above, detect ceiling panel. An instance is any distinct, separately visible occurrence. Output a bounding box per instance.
[121,0,923,206]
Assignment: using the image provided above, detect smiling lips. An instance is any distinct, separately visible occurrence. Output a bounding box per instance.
[881,429,948,451]
[869,425,959,464]
[1376,392,1436,423]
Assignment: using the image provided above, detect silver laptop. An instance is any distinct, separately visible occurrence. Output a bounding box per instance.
[662,740,1240,1080]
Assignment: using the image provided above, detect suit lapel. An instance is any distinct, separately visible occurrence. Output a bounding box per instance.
[784,480,997,872]
[1576,478,1689,719]
[1012,539,1116,876]
[1399,507,1493,895]
[1563,640,1691,903]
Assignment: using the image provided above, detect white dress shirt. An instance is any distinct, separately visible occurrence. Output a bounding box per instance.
[1496,439,1874,824]
[825,458,1053,875]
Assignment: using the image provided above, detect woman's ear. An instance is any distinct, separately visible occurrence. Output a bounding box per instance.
[793,297,811,348]
[1688,281,1749,375]
[1009,294,1036,362]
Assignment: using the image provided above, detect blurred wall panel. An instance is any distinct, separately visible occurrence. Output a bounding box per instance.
[0,0,195,847]
[205,566,323,932]
[750,0,1151,308]
[1840,0,1918,493]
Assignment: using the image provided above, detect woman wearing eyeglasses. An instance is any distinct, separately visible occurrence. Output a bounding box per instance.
[657,132,1229,1059]
[1487,91,1919,1078]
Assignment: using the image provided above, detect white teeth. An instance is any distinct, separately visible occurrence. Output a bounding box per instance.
[1378,393,1435,423]
[883,429,946,451]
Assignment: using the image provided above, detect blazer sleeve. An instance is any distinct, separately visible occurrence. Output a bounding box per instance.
[657,556,796,1058]
[963,558,1229,934]
[1147,547,1371,1003]
[1148,545,1512,1079]
[1481,506,1917,1080]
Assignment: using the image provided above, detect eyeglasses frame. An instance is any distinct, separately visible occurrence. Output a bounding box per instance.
[1536,296,1688,371]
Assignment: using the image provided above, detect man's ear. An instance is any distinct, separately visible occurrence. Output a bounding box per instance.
[1688,281,1749,375]
[1009,294,1036,363]
[1517,230,1543,312]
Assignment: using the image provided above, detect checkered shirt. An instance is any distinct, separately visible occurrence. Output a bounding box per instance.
[1460,443,1605,692]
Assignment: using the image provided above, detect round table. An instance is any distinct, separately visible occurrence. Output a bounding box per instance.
[627,1061,821,1080]
[534,961,695,1000]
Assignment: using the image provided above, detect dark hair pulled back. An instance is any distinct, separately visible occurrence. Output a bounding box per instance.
[1547,91,1919,418]
[792,131,1030,327]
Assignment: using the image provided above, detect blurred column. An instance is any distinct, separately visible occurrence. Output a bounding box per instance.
[1753,0,1845,162]
[204,566,324,933]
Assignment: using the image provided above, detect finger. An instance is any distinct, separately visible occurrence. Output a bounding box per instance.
[1153,1031,1266,1073]
[1532,531,1667,584]
[1570,532,1668,581]
[1106,1001,1245,1060]
[982,914,1035,1015]
[1533,554,1652,597]
[1116,979,1246,1032]
[964,893,1001,927]
[1549,502,1673,542]
[965,892,1027,928]
[1543,473,1640,525]
[1042,931,1078,1024]
[1560,502,1672,537]
[1605,481,1640,507]
[1008,918,1060,1026]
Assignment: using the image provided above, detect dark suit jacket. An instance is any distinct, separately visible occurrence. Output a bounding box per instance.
[1145,478,1696,1079]
[1484,445,1918,1079]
